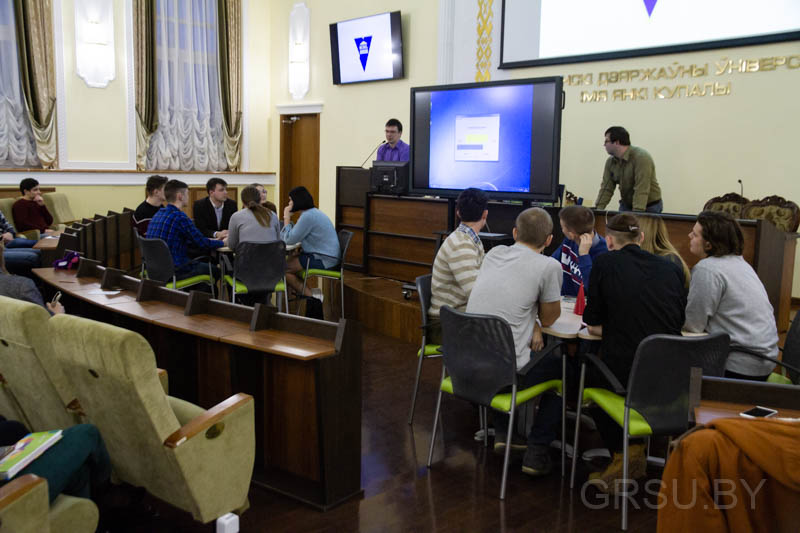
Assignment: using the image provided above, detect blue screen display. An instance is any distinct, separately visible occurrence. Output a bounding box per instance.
[428,84,533,193]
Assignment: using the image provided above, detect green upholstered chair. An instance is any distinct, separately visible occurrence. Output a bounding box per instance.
[427,306,565,500]
[41,192,77,229]
[47,314,255,529]
[702,192,750,219]
[569,333,730,531]
[299,229,353,319]
[0,197,39,240]
[741,195,800,233]
[222,241,288,311]
[0,474,98,533]
[137,235,216,297]
[408,274,442,425]
[0,296,82,431]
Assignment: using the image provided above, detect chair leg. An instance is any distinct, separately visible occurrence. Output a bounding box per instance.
[427,368,447,468]
[408,341,427,425]
[570,362,587,489]
[340,277,345,318]
[482,407,488,448]
[622,410,630,531]
[561,350,567,478]
[500,388,517,500]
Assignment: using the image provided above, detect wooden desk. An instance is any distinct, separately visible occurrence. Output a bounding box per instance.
[33,267,362,510]
[32,235,60,250]
[695,400,800,425]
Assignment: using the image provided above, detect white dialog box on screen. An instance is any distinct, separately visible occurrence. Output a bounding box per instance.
[454,114,500,162]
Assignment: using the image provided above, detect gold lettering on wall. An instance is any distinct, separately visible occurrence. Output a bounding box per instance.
[566,54,797,103]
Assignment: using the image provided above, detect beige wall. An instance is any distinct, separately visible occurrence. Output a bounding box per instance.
[268,0,439,216]
[60,0,131,163]
[495,42,800,218]
[243,0,272,172]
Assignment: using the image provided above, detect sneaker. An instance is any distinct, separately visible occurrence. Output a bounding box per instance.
[311,288,324,302]
[473,427,496,441]
[587,444,647,493]
[521,444,553,477]
[493,432,528,453]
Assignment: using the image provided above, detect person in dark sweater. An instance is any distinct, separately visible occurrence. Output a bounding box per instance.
[11,178,54,234]
[133,175,168,236]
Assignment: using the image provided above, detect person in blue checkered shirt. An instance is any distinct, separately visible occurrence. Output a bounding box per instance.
[145,179,224,281]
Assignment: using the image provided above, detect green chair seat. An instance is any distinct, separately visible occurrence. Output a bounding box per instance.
[223,275,285,294]
[298,268,340,280]
[768,372,792,385]
[440,377,562,413]
[418,344,442,357]
[582,388,652,437]
[171,275,212,290]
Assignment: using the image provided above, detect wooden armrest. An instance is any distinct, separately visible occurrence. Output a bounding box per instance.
[0,474,45,508]
[157,368,167,379]
[164,393,253,448]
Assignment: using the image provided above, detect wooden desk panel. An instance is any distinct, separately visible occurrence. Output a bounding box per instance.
[222,330,335,360]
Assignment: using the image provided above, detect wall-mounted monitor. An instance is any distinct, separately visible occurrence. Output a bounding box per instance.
[330,11,403,85]
[410,77,564,202]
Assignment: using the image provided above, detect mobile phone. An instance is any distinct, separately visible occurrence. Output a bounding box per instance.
[51,291,62,305]
[739,406,777,418]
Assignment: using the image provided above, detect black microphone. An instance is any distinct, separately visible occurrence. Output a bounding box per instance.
[738,179,743,197]
[360,140,386,168]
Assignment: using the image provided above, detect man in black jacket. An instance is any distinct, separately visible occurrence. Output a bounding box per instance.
[192,177,237,239]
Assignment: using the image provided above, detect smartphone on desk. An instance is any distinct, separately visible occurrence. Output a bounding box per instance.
[739,406,777,418]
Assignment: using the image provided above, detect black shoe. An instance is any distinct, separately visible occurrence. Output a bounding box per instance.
[522,444,553,477]
[305,297,324,319]
[493,432,528,453]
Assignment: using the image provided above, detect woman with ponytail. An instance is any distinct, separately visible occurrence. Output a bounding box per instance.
[226,186,281,249]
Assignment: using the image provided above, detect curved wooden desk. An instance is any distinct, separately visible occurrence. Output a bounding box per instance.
[34,266,361,510]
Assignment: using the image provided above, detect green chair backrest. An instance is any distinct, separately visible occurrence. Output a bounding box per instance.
[0,296,80,431]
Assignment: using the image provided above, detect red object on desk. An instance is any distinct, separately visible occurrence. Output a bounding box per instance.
[574,282,585,315]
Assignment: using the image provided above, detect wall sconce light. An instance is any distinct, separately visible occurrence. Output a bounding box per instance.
[74,0,115,88]
[288,2,310,100]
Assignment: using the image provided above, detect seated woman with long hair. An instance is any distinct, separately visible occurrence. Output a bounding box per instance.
[683,210,778,380]
[637,215,691,288]
[280,186,340,300]
[227,186,281,249]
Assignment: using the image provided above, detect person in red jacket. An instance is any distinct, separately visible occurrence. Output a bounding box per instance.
[12,178,54,234]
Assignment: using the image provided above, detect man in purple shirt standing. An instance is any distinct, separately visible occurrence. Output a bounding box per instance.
[376,118,410,161]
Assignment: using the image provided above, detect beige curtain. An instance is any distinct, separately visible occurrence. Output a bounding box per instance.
[13,0,56,168]
[133,0,158,170]
[217,0,242,171]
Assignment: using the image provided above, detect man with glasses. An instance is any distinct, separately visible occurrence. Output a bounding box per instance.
[594,126,663,213]
[376,118,409,162]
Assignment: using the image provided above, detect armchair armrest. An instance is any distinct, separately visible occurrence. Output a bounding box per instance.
[518,339,564,377]
[20,229,40,240]
[164,393,253,448]
[0,474,46,508]
[581,352,626,395]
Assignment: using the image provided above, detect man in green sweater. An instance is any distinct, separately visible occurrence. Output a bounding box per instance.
[594,126,663,213]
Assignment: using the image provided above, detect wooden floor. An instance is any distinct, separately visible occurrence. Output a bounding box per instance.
[120,328,661,532]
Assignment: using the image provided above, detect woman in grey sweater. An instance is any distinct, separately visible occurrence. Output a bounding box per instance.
[684,210,778,380]
[226,186,281,249]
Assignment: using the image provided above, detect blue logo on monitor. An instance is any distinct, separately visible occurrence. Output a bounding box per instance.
[354,36,372,71]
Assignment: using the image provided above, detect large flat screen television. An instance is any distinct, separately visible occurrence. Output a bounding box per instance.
[330,11,403,85]
[410,77,563,202]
